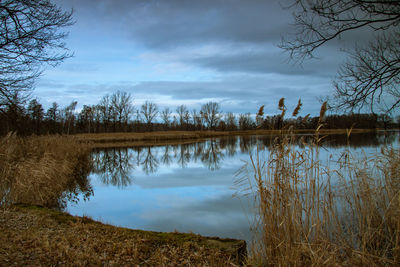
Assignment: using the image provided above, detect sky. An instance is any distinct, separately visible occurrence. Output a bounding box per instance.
[35,0,351,116]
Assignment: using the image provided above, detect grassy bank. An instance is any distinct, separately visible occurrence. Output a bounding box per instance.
[0,204,246,266]
[75,129,378,148]
[0,133,92,208]
[0,134,247,266]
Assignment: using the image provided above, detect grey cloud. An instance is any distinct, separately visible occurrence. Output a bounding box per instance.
[59,0,354,78]
[64,0,292,48]
[186,49,344,77]
[57,0,377,78]
[129,77,328,114]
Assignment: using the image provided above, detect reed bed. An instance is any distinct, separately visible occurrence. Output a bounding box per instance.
[243,100,400,266]
[0,133,92,208]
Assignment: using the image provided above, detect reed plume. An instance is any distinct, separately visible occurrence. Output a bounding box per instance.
[244,100,400,266]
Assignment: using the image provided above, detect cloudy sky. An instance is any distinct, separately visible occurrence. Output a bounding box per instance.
[36,0,349,116]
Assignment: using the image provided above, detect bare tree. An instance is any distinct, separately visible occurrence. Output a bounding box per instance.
[99,95,114,131]
[0,0,73,111]
[176,104,190,129]
[78,105,94,133]
[161,107,171,129]
[191,109,203,130]
[239,113,254,130]
[111,91,134,131]
[140,101,158,130]
[63,101,77,134]
[201,102,221,130]
[225,112,237,131]
[281,0,400,113]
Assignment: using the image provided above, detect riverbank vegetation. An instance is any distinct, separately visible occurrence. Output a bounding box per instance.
[75,128,379,148]
[0,134,92,208]
[1,91,398,136]
[242,101,400,266]
[0,133,247,266]
[0,204,246,266]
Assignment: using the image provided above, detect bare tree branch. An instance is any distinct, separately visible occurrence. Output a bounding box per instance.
[0,0,73,109]
[281,0,400,114]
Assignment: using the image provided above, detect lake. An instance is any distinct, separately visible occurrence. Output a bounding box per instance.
[66,131,399,243]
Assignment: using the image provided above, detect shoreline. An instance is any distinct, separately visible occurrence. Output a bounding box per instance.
[74,128,381,148]
[0,204,247,266]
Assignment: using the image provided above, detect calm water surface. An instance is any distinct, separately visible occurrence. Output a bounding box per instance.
[66,131,399,242]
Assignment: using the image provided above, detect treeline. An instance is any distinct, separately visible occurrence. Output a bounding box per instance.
[0,91,398,136]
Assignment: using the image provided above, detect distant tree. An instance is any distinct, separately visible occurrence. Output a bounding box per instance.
[377,113,392,130]
[200,102,221,130]
[92,105,103,133]
[63,101,77,134]
[171,115,178,129]
[281,0,400,114]
[0,0,73,112]
[98,95,114,132]
[45,102,60,133]
[161,107,171,129]
[176,105,189,129]
[141,101,158,130]
[191,109,203,130]
[27,99,44,134]
[239,113,254,130]
[183,109,191,129]
[78,105,94,133]
[225,112,237,131]
[46,102,59,122]
[111,91,133,131]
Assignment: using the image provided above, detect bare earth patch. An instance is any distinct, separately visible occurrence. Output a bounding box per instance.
[0,205,246,266]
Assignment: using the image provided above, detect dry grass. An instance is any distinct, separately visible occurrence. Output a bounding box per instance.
[76,129,377,148]
[0,134,247,266]
[241,102,400,266]
[0,133,92,208]
[0,204,246,266]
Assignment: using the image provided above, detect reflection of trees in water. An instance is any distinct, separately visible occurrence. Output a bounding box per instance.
[92,148,134,188]
[201,139,224,170]
[239,136,260,153]
[58,155,93,210]
[61,172,93,210]
[178,144,191,168]
[192,142,205,163]
[161,145,172,166]
[319,131,399,148]
[219,137,237,157]
[91,131,398,186]
[247,131,399,149]
[141,147,159,174]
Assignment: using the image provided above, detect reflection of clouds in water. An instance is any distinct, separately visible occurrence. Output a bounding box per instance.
[134,166,241,189]
[140,192,255,241]
[66,131,400,242]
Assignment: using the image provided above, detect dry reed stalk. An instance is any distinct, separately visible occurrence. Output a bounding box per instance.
[0,134,92,208]
[243,101,400,266]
